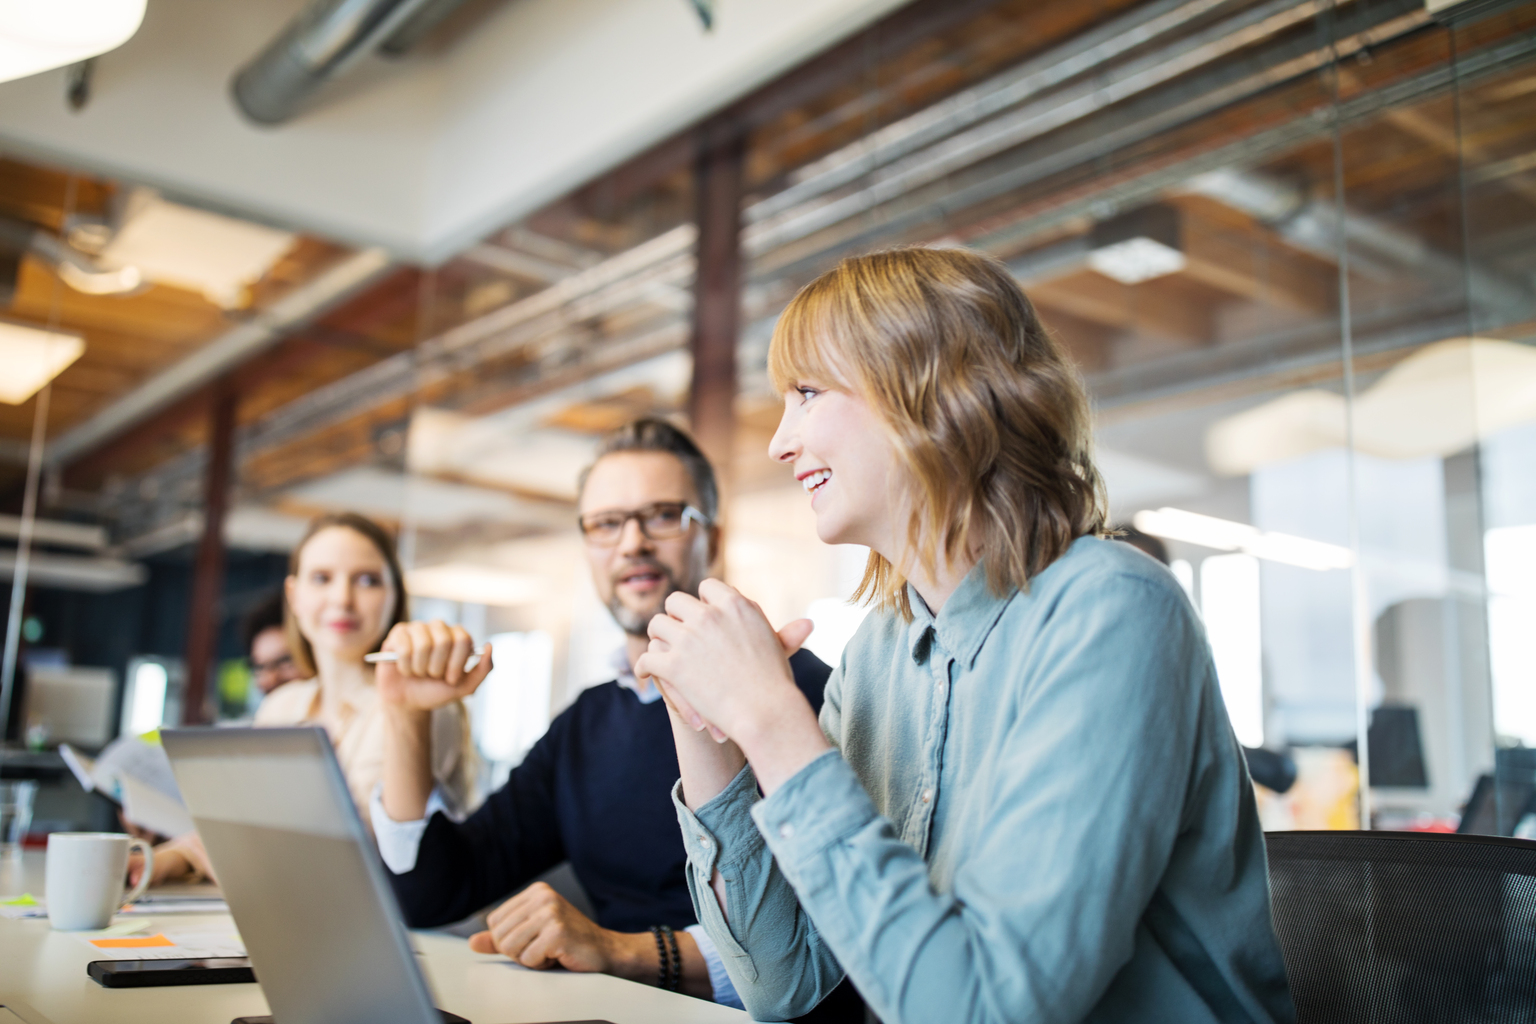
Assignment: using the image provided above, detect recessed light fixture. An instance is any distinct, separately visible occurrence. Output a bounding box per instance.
[0,320,85,404]
[101,196,295,308]
[1088,204,1187,284]
[0,0,147,85]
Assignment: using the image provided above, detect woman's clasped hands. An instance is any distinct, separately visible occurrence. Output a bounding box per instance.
[637,578,830,796]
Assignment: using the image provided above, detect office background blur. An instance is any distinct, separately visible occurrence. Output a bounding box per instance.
[1,0,1534,837]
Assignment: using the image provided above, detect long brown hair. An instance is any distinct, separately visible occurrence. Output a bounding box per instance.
[283,512,408,678]
[768,246,1106,618]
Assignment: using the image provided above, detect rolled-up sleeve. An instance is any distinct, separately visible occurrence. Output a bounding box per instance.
[673,761,845,1020]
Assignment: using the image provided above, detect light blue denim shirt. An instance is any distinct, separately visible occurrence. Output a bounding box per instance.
[673,536,1294,1023]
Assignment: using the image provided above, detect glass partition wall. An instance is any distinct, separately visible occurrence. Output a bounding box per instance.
[79,0,1530,830]
[713,0,1536,832]
[384,0,1530,830]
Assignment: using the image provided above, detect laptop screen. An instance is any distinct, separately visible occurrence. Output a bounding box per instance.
[163,727,442,1024]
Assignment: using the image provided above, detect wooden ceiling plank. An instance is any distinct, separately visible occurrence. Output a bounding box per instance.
[1029,271,1213,346]
[1178,209,1338,313]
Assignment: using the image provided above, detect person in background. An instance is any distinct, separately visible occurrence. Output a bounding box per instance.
[256,511,476,817]
[243,590,302,697]
[367,420,852,1018]
[642,247,1294,1024]
[137,512,478,887]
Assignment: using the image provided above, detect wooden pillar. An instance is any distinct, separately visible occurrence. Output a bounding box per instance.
[181,378,236,725]
[688,127,746,479]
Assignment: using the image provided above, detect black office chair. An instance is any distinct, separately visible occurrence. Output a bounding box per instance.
[1265,831,1536,1023]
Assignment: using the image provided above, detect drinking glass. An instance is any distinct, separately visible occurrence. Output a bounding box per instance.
[1,779,37,853]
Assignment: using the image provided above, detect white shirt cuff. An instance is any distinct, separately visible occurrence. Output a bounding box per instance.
[686,924,744,1008]
[370,784,449,875]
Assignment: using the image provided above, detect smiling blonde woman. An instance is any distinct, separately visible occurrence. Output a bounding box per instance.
[638,247,1295,1024]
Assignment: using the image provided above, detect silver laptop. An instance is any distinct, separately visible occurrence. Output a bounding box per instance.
[163,726,609,1024]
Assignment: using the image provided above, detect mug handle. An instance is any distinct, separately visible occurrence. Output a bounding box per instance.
[122,837,154,906]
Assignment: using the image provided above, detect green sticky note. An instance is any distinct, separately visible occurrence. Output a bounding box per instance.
[1,893,39,907]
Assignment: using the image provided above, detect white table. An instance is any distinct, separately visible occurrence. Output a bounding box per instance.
[0,850,748,1024]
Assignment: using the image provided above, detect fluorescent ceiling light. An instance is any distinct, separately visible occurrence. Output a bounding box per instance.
[1133,507,1353,571]
[101,196,295,309]
[407,564,542,607]
[0,321,85,404]
[0,0,145,84]
[1088,237,1187,284]
[1088,204,1186,284]
[1206,337,1536,475]
[0,550,147,591]
[0,514,105,549]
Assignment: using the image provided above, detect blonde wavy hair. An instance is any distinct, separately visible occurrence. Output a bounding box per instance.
[768,246,1107,618]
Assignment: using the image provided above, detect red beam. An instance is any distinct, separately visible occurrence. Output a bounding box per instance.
[689,130,746,479]
[181,378,236,725]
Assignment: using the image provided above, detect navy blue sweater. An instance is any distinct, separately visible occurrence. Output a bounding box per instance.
[389,648,832,933]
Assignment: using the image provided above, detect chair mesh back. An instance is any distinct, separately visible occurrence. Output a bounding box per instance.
[1266,832,1536,1024]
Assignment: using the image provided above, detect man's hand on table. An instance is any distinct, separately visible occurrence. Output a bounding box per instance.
[468,882,711,998]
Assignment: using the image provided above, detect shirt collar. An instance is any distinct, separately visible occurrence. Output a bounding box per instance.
[905,561,1016,670]
[613,645,664,704]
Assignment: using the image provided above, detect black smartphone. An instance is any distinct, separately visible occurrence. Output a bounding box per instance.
[87,958,256,987]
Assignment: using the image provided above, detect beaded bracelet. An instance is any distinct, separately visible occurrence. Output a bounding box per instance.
[649,925,670,989]
[661,925,681,992]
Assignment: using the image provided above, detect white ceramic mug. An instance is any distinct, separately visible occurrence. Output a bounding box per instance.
[45,832,153,930]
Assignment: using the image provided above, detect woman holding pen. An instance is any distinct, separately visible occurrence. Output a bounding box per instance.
[637,247,1294,1024]
[137,512,480,885]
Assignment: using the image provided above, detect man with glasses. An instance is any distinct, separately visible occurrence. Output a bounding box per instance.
[244,591,301,698]
[372,418,836,1012]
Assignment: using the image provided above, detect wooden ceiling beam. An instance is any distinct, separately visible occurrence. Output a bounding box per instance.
[1029,271,1214,347]
[1035,307,1118,374]
[1177,207,1338,314]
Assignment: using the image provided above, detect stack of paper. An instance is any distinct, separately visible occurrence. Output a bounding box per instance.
[60,737,193,838]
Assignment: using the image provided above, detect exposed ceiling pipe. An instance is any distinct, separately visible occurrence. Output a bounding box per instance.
[376,0,473,57]
[231,0,438,125]
[1181,168,1531,313]
[0,217,142,299]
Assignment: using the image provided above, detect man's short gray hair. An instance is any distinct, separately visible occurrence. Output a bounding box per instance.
[577,418,719,522]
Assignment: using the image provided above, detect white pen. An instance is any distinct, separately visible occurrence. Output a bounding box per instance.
[364,645,489,670]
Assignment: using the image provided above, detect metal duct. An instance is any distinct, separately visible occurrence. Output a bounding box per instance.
[376,0,473,57]
[231,0,437,125]
[0,217,142,297]
[1182,169,1530,313]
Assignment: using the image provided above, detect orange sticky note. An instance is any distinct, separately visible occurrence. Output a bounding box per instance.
[91,934,175,949]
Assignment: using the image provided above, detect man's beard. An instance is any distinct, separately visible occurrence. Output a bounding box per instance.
[608,559,694,637]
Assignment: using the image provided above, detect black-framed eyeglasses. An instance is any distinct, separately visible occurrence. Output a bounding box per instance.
[252,653,294,675]
[578,502,709,546]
